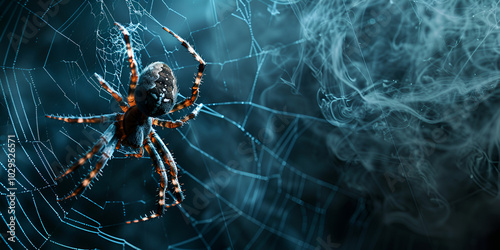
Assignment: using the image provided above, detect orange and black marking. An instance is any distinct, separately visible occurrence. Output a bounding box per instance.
[95,73,129,112]
[45,114,117,124]
[151,132,184,203]
[162,27,206,113]
[153,104,203,129]
[115,22,139,107]
[57,137,118,201]
[126,136,170,224]
[55,139,106,181]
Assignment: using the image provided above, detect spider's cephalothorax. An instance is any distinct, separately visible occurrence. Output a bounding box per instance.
[46,22,206,224]
[120,105,153,149]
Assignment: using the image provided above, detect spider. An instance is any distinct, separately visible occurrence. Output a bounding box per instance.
[46,22,206,224]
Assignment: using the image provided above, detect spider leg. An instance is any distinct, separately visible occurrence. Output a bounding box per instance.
[150,131,185,203]
[94,73,130,112]
[126,136,170,224]
[55,124,117,180]
[115,22,139,107]
[57,135,118,201]
[46,113,118,124]
[152,104,203,129]
[162,26,206,113]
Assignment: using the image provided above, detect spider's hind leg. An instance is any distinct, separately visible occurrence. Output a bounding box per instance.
[151,131,184,203]
[126,136,169,223]
[55,123,117,180]
[57,135,118,201]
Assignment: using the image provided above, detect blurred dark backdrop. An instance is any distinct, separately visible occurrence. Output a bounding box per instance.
[1,0,500,249]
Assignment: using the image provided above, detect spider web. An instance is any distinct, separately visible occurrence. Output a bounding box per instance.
[0,0,363,249]
[3,0,500,249]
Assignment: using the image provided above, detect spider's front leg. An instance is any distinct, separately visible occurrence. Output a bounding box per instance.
[115,22,139,107]
[46,114,118,124]
[162,26,206,113]
[152,104,203,129]
[94,73,130,112]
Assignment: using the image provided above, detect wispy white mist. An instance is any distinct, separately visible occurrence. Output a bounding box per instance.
[301,0,500,241]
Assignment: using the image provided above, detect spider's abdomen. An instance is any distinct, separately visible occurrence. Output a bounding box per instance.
[135,62,178,117]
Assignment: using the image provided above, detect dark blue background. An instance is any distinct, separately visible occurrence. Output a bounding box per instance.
[1,0,500,249]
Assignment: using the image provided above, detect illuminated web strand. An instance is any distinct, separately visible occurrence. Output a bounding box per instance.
[205,101,329,123]
[180,167,316,249]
